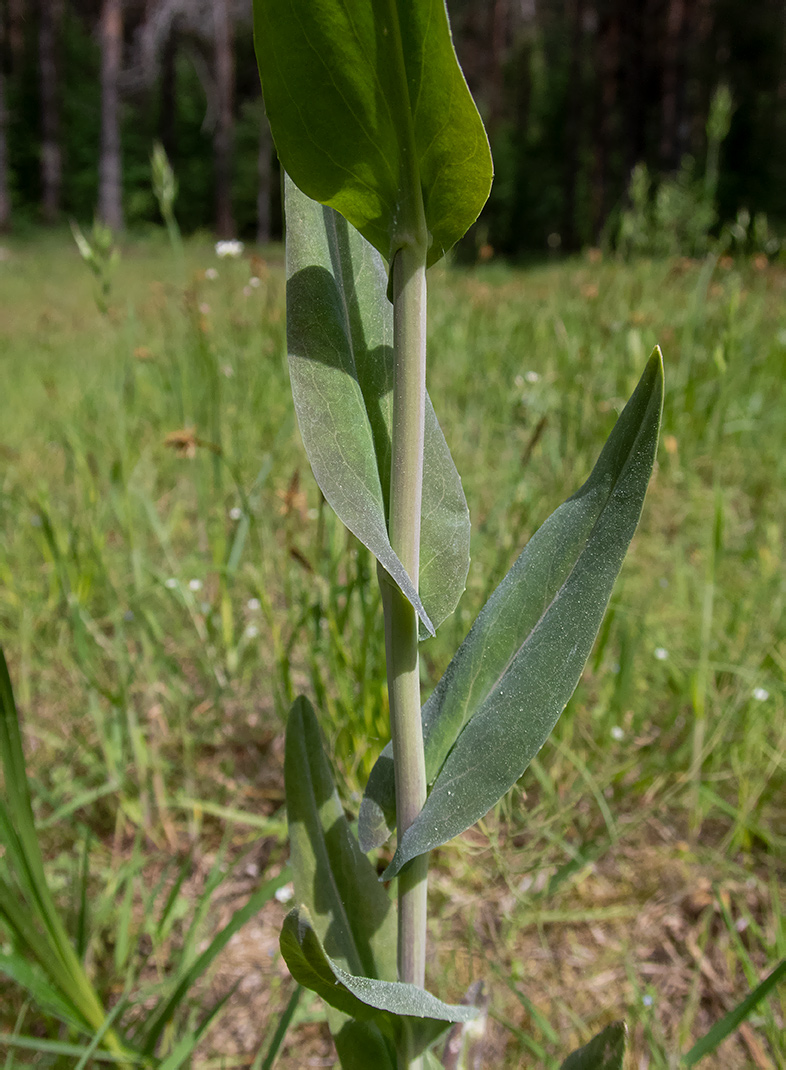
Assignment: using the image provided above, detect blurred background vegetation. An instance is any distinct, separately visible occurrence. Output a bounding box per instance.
[0,0,785,255]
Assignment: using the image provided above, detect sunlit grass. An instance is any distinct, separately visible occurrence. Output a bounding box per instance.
[0,231,783,1066]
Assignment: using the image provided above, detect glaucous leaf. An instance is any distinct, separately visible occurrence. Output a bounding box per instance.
[254,0,492,265]
[285,178,470,637]
[285,696,395,983]
[360,351,664,863]
[560,1022,627,1070]
[280,907,476,1056]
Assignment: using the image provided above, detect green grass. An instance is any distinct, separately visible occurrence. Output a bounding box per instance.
[0,229,784,1067]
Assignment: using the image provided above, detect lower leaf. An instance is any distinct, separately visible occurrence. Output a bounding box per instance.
[280,907,476,1057]
[560,1022,627,1070]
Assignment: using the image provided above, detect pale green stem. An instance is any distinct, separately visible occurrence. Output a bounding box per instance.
[382,242,429,1070]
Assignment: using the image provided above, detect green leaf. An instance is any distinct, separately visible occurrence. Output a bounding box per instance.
[333,1018,396,1070]
[0,952,89,1034]
[285,696,396,982]
[560,1022,627,1070]
[280,907,476,1056]
[285,178,470,637]
[682,958,786,1066]
[361,351,664,865]
[254,0,492,266]
[0,1035,143,1065]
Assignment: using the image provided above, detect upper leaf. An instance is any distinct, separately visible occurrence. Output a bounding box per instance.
[280,907,476,1056]
[285,178,470,636]
[360,351,664,862]
[253,0,492,265]
[285,696,395,982]
[560,1022,627,1070]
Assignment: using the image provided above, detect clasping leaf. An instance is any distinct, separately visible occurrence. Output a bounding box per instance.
[285,178,470,636]
[280,907,477,1058]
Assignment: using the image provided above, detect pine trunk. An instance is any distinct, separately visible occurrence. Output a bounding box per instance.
[256,107,271,244]
[160,18,176,161]
[98,0,124,231]
[213,0,234,238]
[0,10,9,232]
[39,0,63,223]
[660,0,686,170]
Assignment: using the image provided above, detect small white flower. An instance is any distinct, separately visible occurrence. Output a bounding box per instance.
[525,370,540,383]
[164,577,178,589]
[244,624,259,639]
[205,267,218,280]
[242,285,252,297]
[188,578,203,592]
[654,647,669,661]
[200,601,210,614]
[274,883,294,904]
[249,275,261,288]
[247,597,261,611]
[610,725,625,741]
[642,994,654,1008]
[307,508,320,520]
[199,302,210,315]
[229,506,242,521]
[752,687,769,701]
[215,240,244,259]
[222,364,234,378]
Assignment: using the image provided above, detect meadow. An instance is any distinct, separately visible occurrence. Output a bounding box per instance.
[0,229,783,1068]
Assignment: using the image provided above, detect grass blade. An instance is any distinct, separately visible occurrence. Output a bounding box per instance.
[682,958,786,1066]
[140,869,292,1055]
[253,984,302,1070]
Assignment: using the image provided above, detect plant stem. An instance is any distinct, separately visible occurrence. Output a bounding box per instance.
[383,239,429,1064]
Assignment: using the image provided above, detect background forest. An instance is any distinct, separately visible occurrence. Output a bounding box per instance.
[1,0,785,254]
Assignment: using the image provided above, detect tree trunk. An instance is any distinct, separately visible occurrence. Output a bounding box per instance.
[660,0,686,170]
[98,0,124,231]
[256,106,271,244]
[562,0,585,249]
[0,7,10,232]
[39,0,63,223]
[213,0,234,238]
[8,0,25,70]
[590,4,621,240]
[160,16,176,161]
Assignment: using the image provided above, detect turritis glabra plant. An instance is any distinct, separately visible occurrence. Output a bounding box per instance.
[252,3,662,1069]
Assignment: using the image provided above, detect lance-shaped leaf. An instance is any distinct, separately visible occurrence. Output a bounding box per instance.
[285,178,470,637]
[280,907,476,1057]
[254,0,492,266]
[286,696,395,982]
[360,351,664,863]
[560,1022,627,1070]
